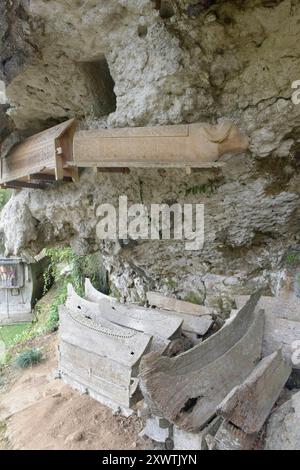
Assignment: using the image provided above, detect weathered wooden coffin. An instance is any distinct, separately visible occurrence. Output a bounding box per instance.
[235,295,300,368]
[1,120,248,186]
[217,349,291,434]
[139,292,264,431]
[58,304,152,412]
[0,119,77,187]
[85,279,212,337]
[85,278,117,303]
[147,291,210,316]
[146,290,213,335]
[68,282,182,349]
[72,121,248,169]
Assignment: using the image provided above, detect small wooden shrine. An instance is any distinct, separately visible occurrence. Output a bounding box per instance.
[0,257,47,325]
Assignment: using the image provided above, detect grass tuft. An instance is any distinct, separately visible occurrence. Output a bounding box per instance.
[14,348,43,369]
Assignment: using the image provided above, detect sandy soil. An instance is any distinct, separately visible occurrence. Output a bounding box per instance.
[0,334,147,450]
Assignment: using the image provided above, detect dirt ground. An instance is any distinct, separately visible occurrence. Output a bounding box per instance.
[0,334,147,450]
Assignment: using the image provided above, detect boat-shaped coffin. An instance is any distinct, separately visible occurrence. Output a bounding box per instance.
[139,292,265,431]
[69,281,183,344]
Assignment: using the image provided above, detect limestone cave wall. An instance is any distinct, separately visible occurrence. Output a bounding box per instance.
[1,0,300,311]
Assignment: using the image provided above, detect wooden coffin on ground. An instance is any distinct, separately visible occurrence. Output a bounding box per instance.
[139,292,264,432]
[85,280,213,338]
[235,295,300,368]
[68,283,183,350]
[58,304,152,414]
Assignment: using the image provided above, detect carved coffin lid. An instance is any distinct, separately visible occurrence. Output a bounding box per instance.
[59,304,152,369]
[85,278,117,303]
[0,119,76,184]
[71,281,183,342]
[73,121,249,168]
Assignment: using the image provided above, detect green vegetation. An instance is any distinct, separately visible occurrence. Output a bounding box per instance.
[44,247,108,296]
[0,323,30,348]
[44,287,67,333]
[14,348,43,369]
[183,291,204,305]
[0,248,108,365]
[285,251,300,266]
[0,189,11,210]
[42,247,108,330]
[185,180,218,197]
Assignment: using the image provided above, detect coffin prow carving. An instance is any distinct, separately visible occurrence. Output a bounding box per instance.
[69,281,183,346]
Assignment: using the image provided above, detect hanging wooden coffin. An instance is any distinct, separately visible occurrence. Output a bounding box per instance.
[72,121,249,169]
[0,119,77,186]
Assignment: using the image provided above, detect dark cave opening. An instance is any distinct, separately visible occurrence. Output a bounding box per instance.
[79,55,117,117]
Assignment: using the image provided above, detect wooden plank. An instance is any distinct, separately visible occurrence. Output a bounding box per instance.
[206,421,257,450]
[264,316,300,368]
[54,139,64,180]
[0,180,46,190]
[73,121,249,168]
[235,295,300,368]
[69,283,183,343]
[235,295,300,322]
[147,291,210,317]
[59,348,136,408]
[146,309,213,335]
[60,372,136,416]
[0,119,76,184]
[217,350,291,433]
[139,292,264,431]
[96,167,130,174]
[63,166,79,182]
[67,160,226,169]
[29,173,73,182]
[59,340,132,388]
[60,362,134,409]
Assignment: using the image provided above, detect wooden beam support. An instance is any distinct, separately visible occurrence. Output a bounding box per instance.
[29,173,73,182]
[95,167,130,174]
[0,180,46,190]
